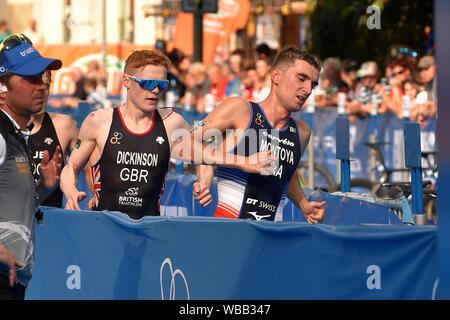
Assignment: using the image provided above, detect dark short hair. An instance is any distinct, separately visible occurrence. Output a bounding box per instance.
[0,73,13,90]
[272,46,321,72]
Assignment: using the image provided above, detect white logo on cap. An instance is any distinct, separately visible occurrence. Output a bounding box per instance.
[0,67,6,72]
[20,47,36,57]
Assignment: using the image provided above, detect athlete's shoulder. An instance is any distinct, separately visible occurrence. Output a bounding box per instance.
[292,118,312,150]
[78,107,113,139]
[292,118,311,140]
[293,118,311,133]
[158,107,176,121]
[49,112,76,128]
[213,97,252,121]
[205,97,252,131]
[218,96,252,111]
[160,107,190,131]
[84,107,113,125]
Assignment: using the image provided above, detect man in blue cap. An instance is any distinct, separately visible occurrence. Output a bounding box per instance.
[0,33,63,300]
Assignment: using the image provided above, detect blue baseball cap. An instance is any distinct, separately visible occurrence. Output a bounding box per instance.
[0,39,62,77]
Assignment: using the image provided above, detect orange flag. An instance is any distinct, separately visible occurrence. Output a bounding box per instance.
[172,0,251,66]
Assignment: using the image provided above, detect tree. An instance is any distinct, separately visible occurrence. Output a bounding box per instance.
[307,0,433,67]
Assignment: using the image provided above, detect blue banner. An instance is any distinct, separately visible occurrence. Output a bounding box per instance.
[158,173,403,225]
[26,209,437,300]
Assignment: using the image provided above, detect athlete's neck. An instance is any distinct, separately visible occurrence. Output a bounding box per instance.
[0,104,31,131]
[29,112,45,134]
[259,97,290,130]
[119,104,155,133]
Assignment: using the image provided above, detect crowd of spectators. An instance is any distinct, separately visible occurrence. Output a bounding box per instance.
[151,44,438,131]
[152,43,278,114]
[42,41,437,132]
[312,47,437,129]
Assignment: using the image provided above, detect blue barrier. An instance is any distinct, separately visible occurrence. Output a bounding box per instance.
[404,123,424,220]
[158,173,403,225]
[25,207,437,300]
[336,117,351,192]
[295,109,437,182]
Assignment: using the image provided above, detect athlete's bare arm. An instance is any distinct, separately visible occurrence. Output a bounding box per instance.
[172,97,276,175]
[60,108,113,210]
[194,164,215,207]
[295,119,312,153]
[161,108,214,207]
[160,107,191,151]
[50,113,78,159]
[285,119,326,223]
[50,112,96,195]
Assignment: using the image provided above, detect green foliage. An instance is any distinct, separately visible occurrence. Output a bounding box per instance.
[307,0,433,67]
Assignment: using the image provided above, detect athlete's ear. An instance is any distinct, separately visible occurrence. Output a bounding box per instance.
[271,67,281,86]
[122,74,130,89]
[0,83,7,101]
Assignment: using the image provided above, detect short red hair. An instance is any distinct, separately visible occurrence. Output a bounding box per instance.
[124,50,171,75]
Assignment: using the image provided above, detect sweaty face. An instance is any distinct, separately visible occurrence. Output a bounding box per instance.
[5,73,48,117]
[275,60,319,112]
[125,64,167,111]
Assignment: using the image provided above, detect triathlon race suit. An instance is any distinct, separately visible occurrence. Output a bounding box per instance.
[215,102,302,221]
[92,107,170,219]
[29,112,65,207]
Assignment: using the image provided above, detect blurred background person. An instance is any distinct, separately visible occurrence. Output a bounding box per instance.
[22,19,44,43]
[402,79,433,126]
[253,57,271,102]
[85,59,102,82]
[340,60,359,101]
[163,48,188,106]
[222,60,243,98]
[0,21,11,42]
[84,77,107,110]
[184,61,209,113]
[178,55,192,86]
[314,57,347,108]
[154,38,167,55]
[255,43,272,61]
[407,80,421,124]
[383,59,412,119]
[412,91,437,129]
[241,62,256,101]
[417,55,437,102]
[229,49,245,76]
[206,62,228,105]
[49,66,88,109]
[346,61,382,121]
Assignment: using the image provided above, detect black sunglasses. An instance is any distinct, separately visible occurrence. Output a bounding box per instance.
[0,33,33,53]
